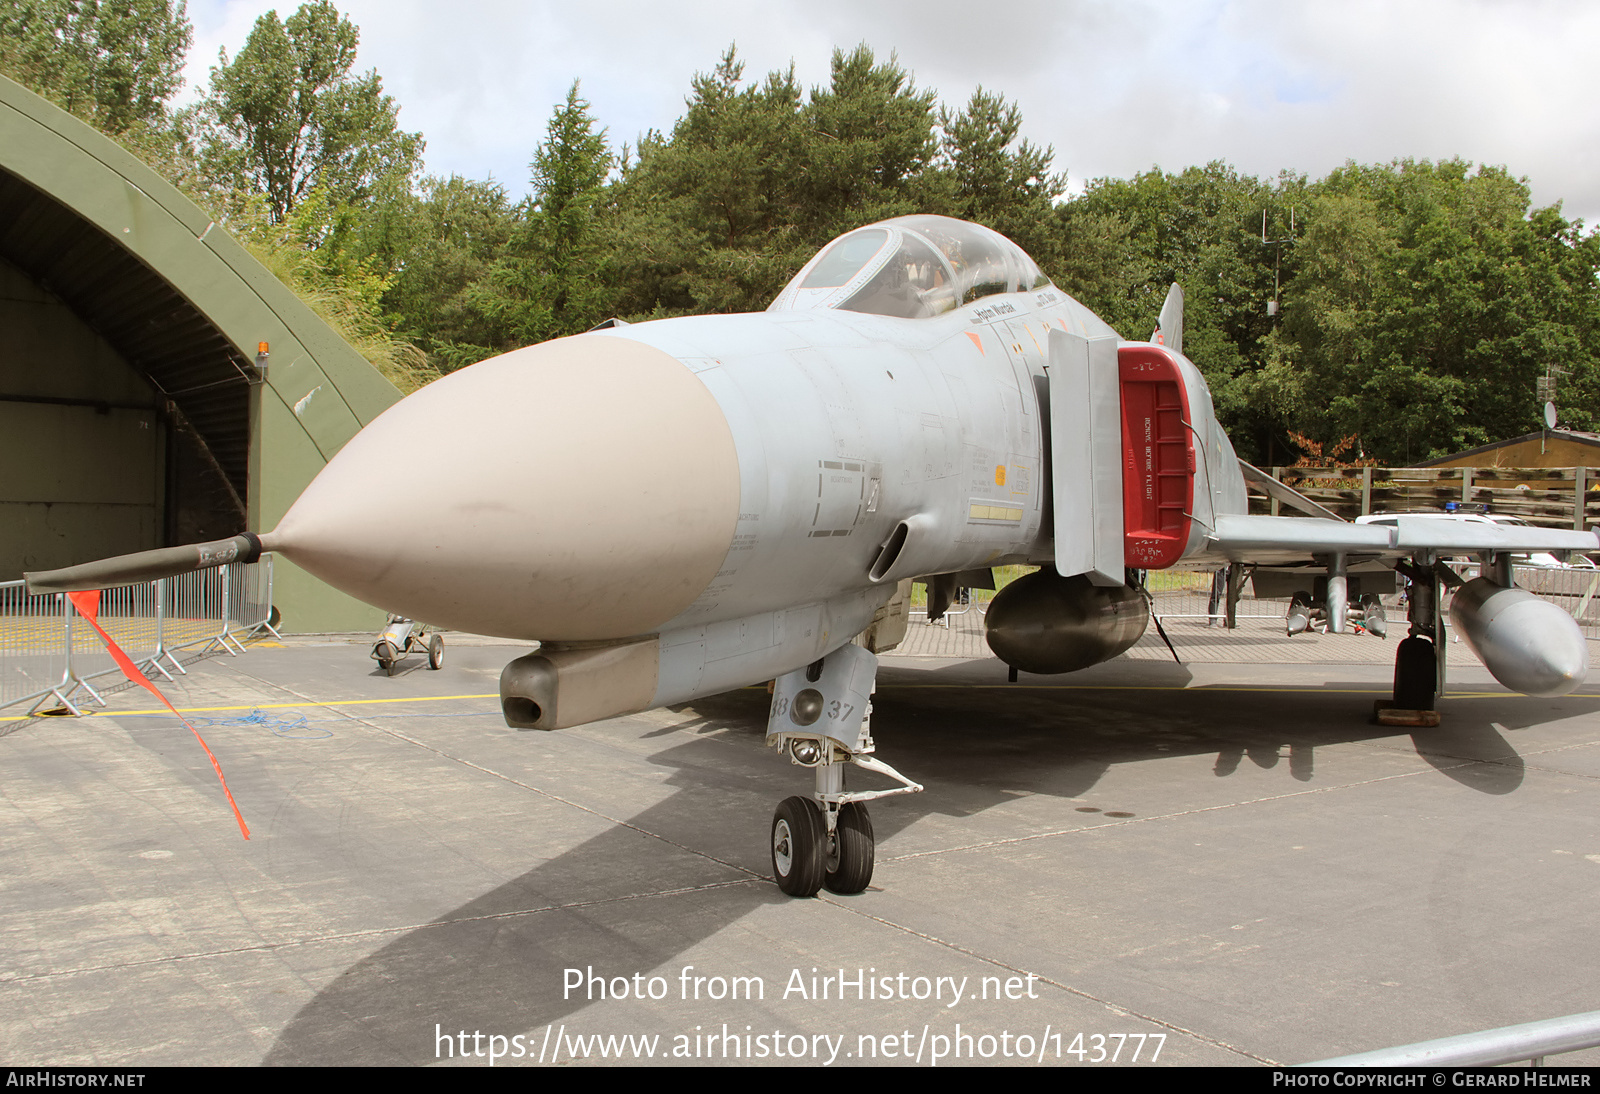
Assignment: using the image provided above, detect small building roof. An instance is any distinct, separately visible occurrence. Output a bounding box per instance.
[1419,431,1600,469]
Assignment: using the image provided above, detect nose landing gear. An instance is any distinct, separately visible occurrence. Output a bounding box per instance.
[766,644,921,897]
[771,796,828,897]
[824,800,875,894]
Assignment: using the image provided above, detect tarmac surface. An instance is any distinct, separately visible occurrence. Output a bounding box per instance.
[4,614,1600,1068]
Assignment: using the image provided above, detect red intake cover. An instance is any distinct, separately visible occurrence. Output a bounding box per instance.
[1119,346,1194,569]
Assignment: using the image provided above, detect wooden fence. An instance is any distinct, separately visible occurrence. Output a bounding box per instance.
[1249,466,1600,529]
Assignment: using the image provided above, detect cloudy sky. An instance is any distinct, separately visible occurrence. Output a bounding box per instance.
[179,0,1600,224]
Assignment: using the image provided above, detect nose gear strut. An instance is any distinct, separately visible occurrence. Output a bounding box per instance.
[765,644,922,897]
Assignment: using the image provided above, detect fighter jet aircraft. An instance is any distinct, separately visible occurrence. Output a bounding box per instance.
[28,215,1598,897]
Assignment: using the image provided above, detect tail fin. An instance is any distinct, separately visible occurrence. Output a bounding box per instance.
[1150,283,1184,355]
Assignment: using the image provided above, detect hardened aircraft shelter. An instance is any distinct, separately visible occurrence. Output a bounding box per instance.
[0,74,399,631]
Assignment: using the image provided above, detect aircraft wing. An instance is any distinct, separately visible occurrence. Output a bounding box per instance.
[1203,514,1600,565]
[1384,517,1600,555]
[1207,462,1600,564]
[1203,515,1393,563]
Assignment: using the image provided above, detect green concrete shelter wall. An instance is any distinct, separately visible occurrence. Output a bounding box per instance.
[0,75,402,632]
[0,259,165,573]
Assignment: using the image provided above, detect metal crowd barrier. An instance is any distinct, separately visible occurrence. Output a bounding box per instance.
[0,580,79,715]
[908,588,994,627]
[1305,1007,1600,1067]
[1146,568,1284,624]
[905,569,1284,629]
[1147,563,1600,637]
[0,555,278,716]
[905,563,1600,638]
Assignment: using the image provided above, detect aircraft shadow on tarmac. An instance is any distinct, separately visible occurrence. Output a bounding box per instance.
[261,658,1598,1064]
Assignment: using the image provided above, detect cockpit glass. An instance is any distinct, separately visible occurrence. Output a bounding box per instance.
[892,216,1017,304]
[838,235,954,319]
[771,215,1053,317]
[800,229,890,289]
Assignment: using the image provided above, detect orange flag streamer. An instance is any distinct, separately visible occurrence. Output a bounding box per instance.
[66,590,251,839]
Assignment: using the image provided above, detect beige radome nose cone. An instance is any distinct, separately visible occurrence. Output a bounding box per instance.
[273,335,741,641]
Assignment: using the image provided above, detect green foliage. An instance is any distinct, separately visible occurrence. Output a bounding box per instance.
[1266,160,1600,463]
[1,0,431,390]
[0,0,192,133]
[790,44,939,243]
[188,0,421,224]
[612,44,942,317]
[1049,158,1600,465]
[11,9,1600,459]
[341,174,519,372]
[1059,163,1300,443]
[157,0,435,387]
[933,88,1063,260]
[225,188,439,394]
[606,48,1066,320]
[616,47,811,314]
[470,82,615,347]
[415,81,618,364]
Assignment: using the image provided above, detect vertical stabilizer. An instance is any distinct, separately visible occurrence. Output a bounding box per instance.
[1150,283,1185,355]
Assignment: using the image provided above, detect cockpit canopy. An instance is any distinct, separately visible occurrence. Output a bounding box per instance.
[767,215,1052,319]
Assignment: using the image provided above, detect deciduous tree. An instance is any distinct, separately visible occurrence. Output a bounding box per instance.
[0,0,192,134]
[189,0,420,224]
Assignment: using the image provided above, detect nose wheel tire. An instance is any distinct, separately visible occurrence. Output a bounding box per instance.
[824,801,874,895]
[771,796,826,897]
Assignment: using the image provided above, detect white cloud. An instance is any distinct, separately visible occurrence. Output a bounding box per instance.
[180,0,1600,223]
